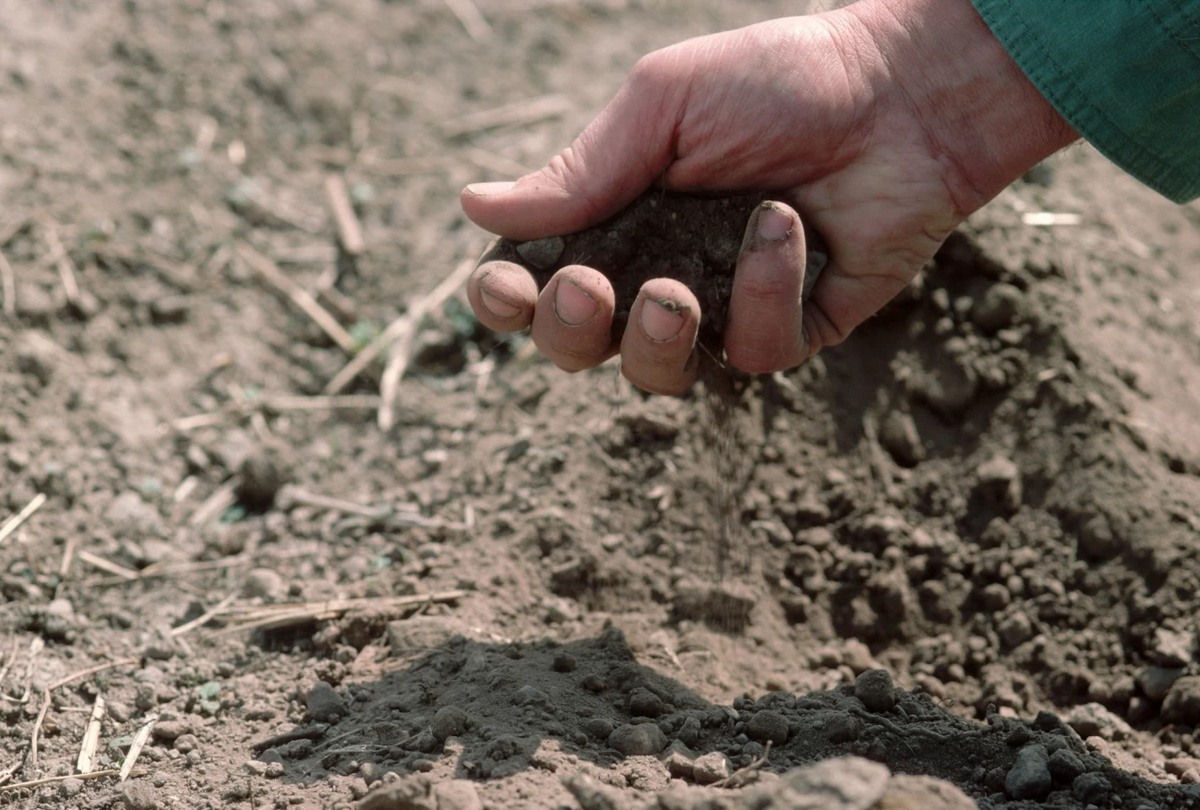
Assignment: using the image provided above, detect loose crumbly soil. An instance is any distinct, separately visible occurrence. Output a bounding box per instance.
[2,1,1200,809]
[477,191,827,349]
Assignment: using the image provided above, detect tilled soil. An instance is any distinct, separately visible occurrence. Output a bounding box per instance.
[2,1,1200,809]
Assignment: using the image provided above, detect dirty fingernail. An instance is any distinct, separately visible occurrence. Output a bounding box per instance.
[554,278,598,326]
[640,299,685,342]
[466,181,516,197]
[757,205,793,241]
[479,285,522,319]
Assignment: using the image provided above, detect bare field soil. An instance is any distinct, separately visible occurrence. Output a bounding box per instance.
[2,1,1200,808]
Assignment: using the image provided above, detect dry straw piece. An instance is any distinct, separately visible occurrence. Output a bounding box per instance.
[120,716,158,782]
[75,694,106,774]
[0,493,47,545]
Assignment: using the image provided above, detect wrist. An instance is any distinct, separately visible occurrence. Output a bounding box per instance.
[842,0,1078,213]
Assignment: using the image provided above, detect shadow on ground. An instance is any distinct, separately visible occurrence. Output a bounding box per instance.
[255,627,1197,808]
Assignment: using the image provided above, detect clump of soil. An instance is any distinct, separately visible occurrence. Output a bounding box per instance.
[476,191,828,350]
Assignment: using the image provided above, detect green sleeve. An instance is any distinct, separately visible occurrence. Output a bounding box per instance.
[969,0,1200,204]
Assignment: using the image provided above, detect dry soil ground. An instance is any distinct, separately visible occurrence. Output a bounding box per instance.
[2,1,1200,809]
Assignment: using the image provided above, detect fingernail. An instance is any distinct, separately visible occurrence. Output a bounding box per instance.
[640,298,685,342]
[553,278,598,326]
[757,205,793,241]
[478,285,522,319]
[466,181,516,197]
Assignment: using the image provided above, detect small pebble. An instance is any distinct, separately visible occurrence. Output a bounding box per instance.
[692,752,732,784]
[242,568,285,600]
[109,701,132,724]
[431,705,469,741]
[513,685,552,708]
[676,715,701,747]
[305,682,345,723]
[122,780,160,810]
[825,712,860,744]
[879,411,924,467]
[1006,744,1052,801]
[15,331,59,386]
[237,450,288,510]
[1048,748,1086,782]
[552,653,577,673]
[628,687,665,718]
[972,283,1023,332]
[151,719,191,743]
[607,723,667,756]
[662,740,695,779]
[855,669,896,713]
[135,684,157,712]
[582,675,606,693]
[1073,773,1111,805]
[746,710,789,745]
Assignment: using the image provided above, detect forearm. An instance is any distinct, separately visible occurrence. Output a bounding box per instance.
[842,0,1079,214]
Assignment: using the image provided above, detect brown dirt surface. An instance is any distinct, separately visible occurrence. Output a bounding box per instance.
[3,1,1200,809]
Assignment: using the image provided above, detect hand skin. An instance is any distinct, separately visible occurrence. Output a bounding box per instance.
[460,0,1078,395]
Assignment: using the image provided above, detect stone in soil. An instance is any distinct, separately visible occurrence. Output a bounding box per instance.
[1048,747,1087,782]
[150,719,190,743]
[1006,744,1052,801]
[661,740,695,779]
[305,681,345,722]
[855,669,897,713]
[1064,702,1133,740]
[627,687,665,718]
[607,723,667,757]
[431,705,469,741]
[879,410,925,468]
[1073,772,1112,805]
[563,772,634,810]
[242,567,285,600]
[746,709,789,745]
[1162,676,1200,725]
[122,780,160,810]
[237,446,290,510]
[691,751,732,785]
[1137,666,1186,701]
[971,282,1024,332]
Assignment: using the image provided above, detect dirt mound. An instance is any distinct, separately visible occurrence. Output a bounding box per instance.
[333,630,1192,808]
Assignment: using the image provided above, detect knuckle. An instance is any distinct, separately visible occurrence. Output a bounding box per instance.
[629,50,670,87]
[736,273,797,304]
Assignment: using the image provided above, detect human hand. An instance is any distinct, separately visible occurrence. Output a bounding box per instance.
[460,0,1076,394]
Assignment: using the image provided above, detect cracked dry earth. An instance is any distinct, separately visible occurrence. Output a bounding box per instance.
[3,0,1200,809]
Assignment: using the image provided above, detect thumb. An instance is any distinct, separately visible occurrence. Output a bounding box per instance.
[460,58,682,241]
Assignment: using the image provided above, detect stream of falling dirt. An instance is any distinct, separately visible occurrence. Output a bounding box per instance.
[698,353,745,581]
